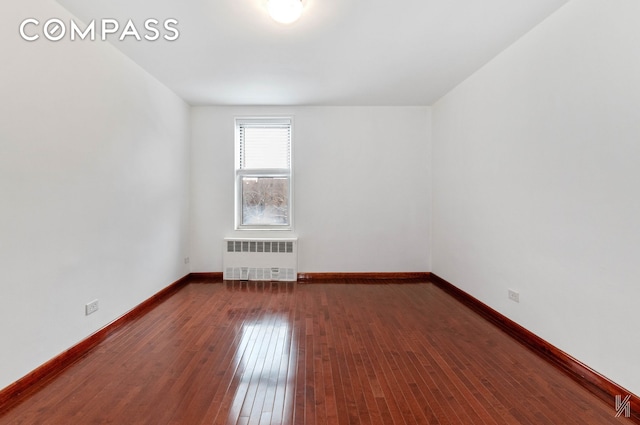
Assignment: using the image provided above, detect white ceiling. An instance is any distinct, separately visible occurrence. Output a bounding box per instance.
[57,0,569,106]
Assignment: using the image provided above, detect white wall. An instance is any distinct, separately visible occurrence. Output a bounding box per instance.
[191,106,431,273]
[432,0,640,395]
[0,0,190,390]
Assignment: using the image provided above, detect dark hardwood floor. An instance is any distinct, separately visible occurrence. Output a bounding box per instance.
[0,279,631,424]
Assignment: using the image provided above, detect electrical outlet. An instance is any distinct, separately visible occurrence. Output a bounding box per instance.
[184,257,190,265]
[508,289,520,303]
[85,299,99,315]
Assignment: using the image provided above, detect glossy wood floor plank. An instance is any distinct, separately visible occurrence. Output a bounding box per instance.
[0,280,632,424]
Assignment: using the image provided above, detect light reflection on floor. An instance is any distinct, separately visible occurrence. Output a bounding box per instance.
[225,282,296,425]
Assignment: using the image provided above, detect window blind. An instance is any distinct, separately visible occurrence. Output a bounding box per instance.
[239,122,291,170]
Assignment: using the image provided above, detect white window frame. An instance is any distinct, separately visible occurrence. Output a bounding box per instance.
[234,117,293,231]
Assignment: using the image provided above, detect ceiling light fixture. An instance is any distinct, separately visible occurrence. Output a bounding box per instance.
[267,0,303,24]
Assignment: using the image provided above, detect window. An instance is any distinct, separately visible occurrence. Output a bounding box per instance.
[235,118,292,230]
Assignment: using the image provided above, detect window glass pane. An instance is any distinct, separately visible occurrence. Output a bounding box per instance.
[241,176,289,226]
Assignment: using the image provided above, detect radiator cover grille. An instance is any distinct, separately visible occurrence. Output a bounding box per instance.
[223,238,297,281]
[226,240,294,254]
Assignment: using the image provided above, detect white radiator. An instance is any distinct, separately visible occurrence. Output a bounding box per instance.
[223,238,298,281]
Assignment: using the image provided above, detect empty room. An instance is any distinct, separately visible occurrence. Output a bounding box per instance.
[1,0,638,423]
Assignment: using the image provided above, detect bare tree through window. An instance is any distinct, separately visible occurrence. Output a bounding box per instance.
[241,177,289,225]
